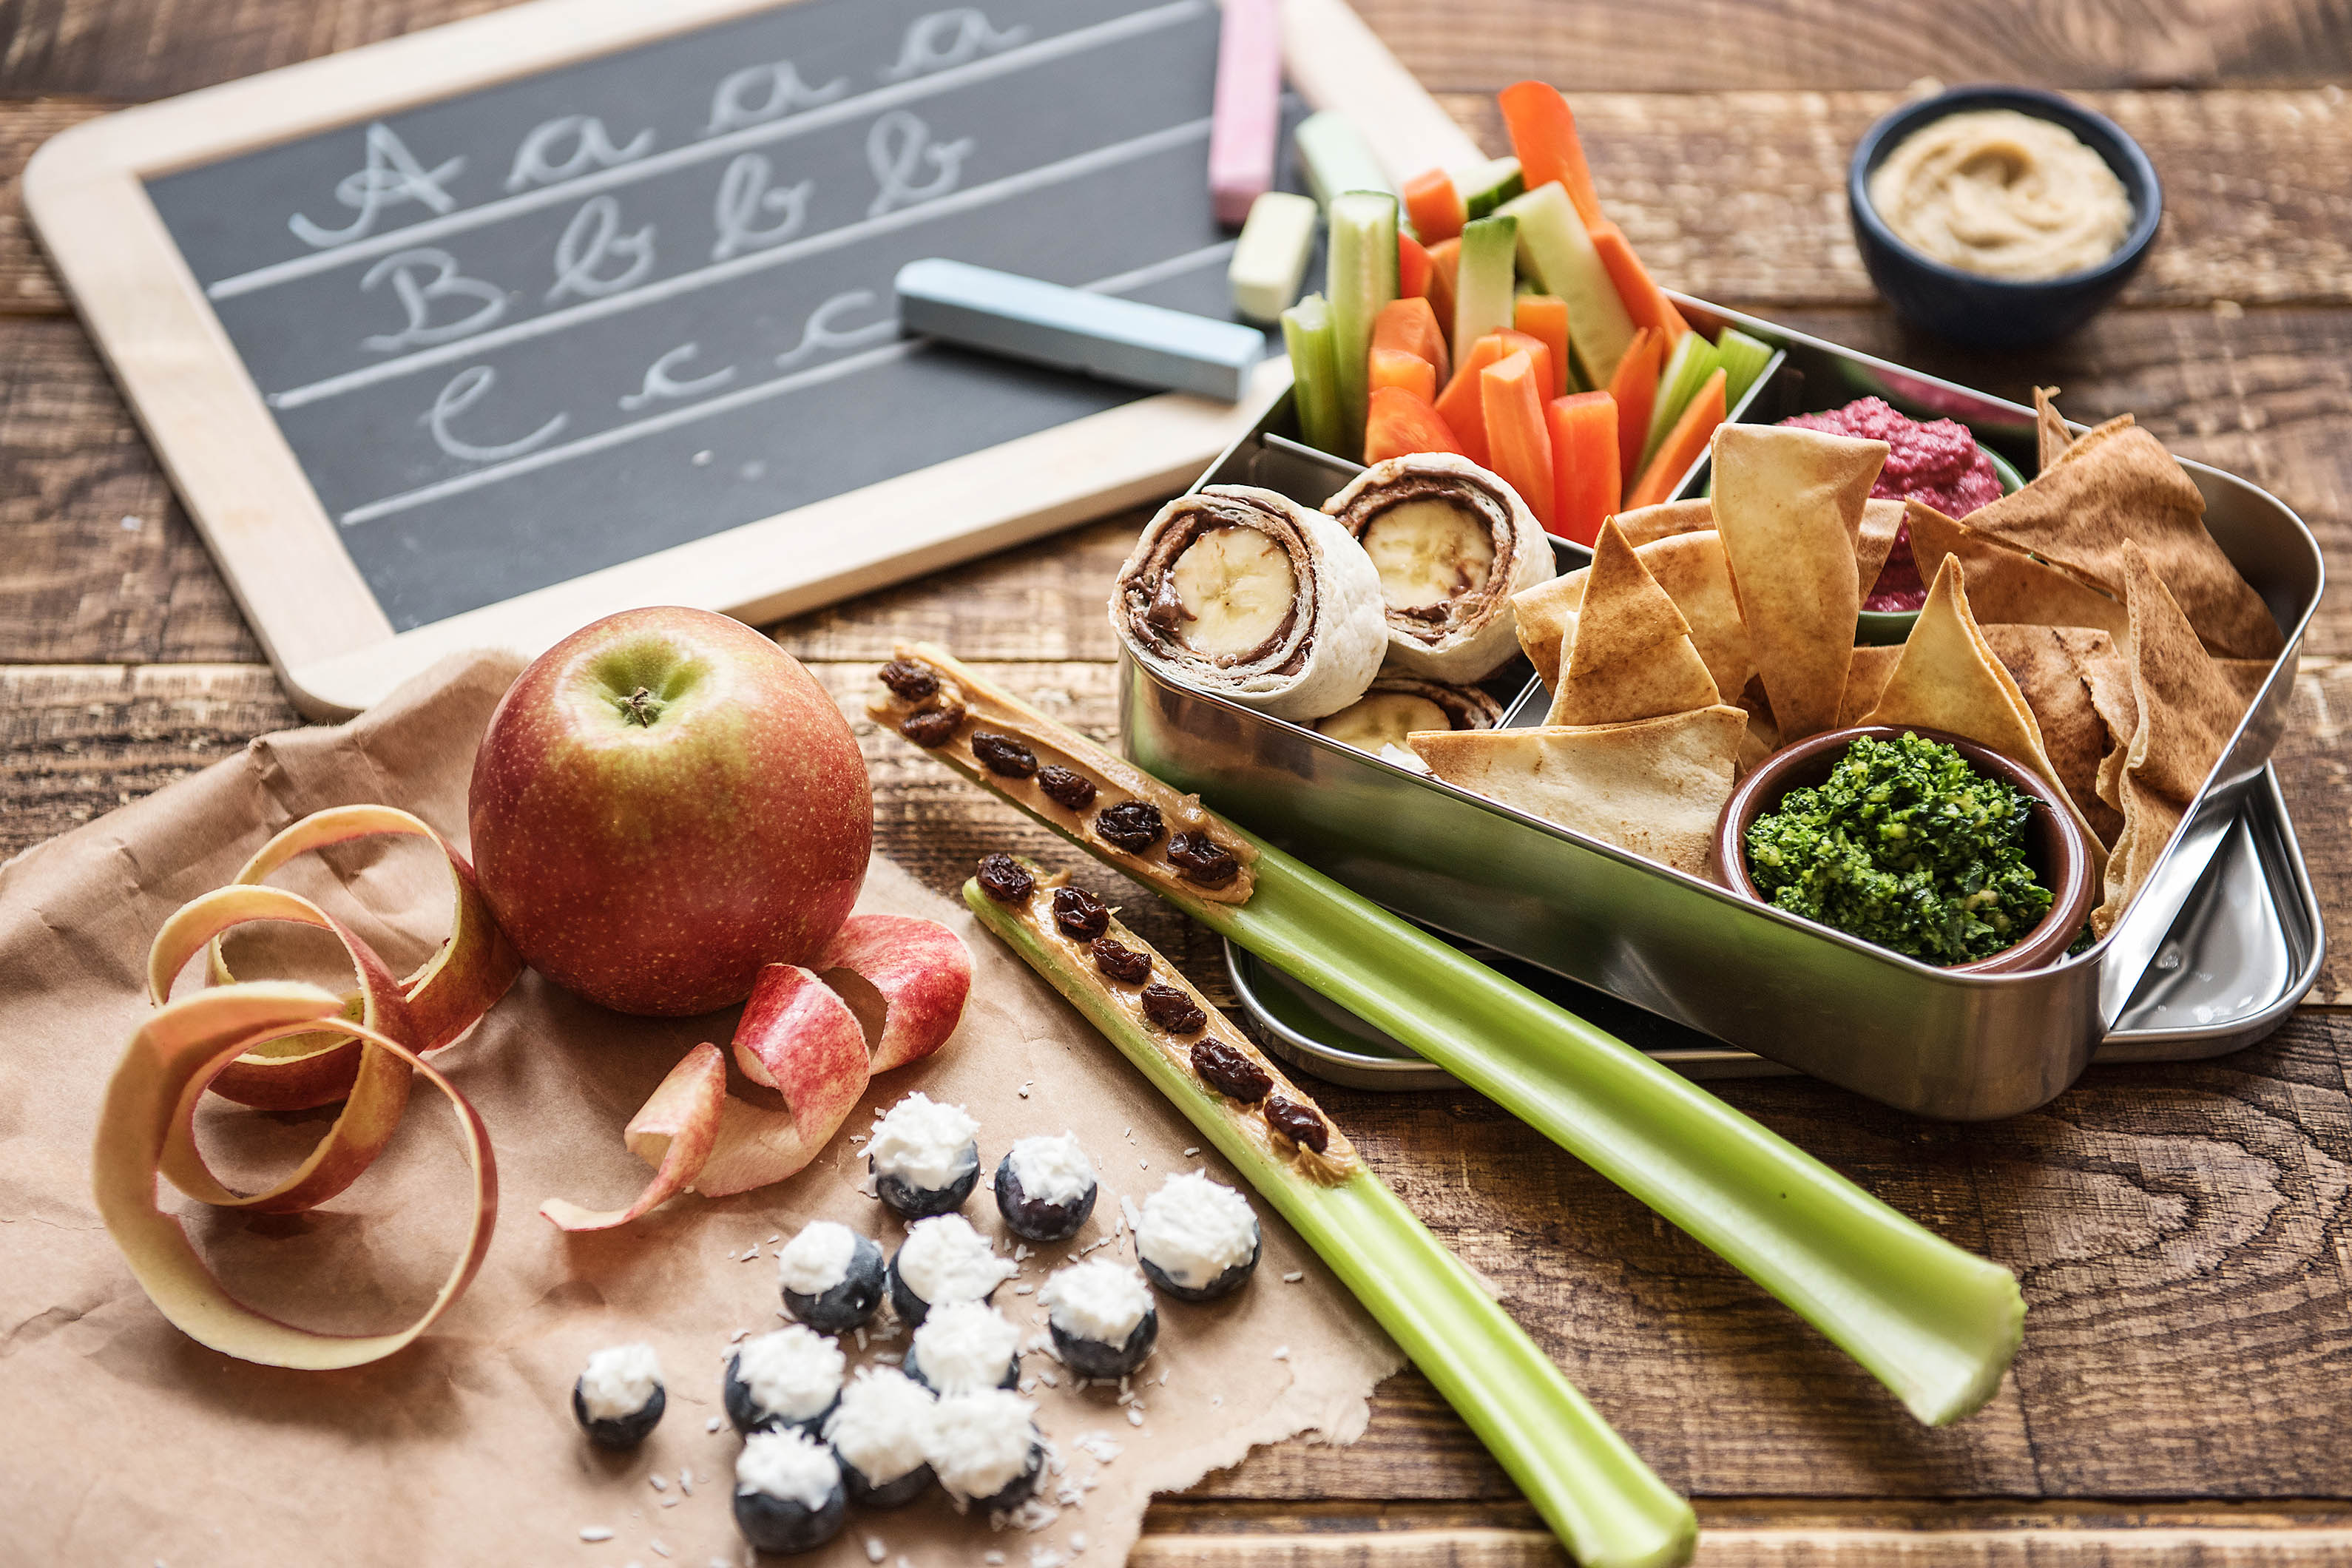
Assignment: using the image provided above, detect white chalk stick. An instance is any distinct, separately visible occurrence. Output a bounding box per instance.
[1208,0,1283,228]
[894,258,1265,402]
[1228,192,1318,324]
[1293,111,1393,209]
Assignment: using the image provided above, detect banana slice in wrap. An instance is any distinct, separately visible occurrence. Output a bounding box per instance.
[1314,677,1504,754]
[1323,453,1556,683]
[1112,484,1387,722]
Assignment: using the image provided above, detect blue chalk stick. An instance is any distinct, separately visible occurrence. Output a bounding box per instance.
[893,258,1265,402]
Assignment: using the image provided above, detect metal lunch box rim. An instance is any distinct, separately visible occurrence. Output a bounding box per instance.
[1159,292,2324,1003]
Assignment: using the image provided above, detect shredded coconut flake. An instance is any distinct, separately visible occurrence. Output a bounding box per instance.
[1038,1260,1149,1344]
[1271,1346,1289,1361]
[927,1389,1039,1503]
[911,1301,1022,1396]
[827,1366,937,1489]
[864,1538,887,1564]
[777,1221,862,1297]
[735,1429,839,1512]
[578,1343,663,1422]
[1137,1172,1258,1290]
[580,1526,615,1541]
[898,1214,1018,1308]
[733,1325,845,1423]
[1005,1133,1095,1206]
[870,1092,981,1190]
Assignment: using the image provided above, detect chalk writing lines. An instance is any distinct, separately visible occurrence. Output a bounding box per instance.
[269,115,1213,412]
[343,240,1239,528]
[212,0,1205,302]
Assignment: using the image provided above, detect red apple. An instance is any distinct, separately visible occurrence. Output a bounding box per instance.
[468,607,871,1016]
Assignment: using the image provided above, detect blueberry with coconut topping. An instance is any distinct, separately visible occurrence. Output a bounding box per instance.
[1038,1259,1158,1379]
[724,1325,846,1436]
[888,1213,1017,1327]
[868,1092,982,1220]
[926,1389,1045,1513]
[776,1220,886,1332]
[826,1367,939,1509]
[733,1427,848,1555]
[572,1342,665,1449]
[993,1132,1098,1242]
[1137,1172,1263,1302]
[904,1300,1022,1396]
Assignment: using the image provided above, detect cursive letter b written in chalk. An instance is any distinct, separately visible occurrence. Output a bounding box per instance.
[359,249,507,352]
[426,366,568,463]
[711,155,813,262]
[290,123,464,249]
[547,196,658,303]
[865,110,974,218]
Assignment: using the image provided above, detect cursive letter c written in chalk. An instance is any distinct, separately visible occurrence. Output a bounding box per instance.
[425,366,568,464]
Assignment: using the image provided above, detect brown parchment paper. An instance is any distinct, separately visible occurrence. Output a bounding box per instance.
[0,651,1402,1567]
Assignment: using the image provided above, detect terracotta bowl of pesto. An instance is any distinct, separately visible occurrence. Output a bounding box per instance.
[1714,725,2096,976]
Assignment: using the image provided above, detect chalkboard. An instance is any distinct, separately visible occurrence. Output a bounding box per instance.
[26,0,1481,714]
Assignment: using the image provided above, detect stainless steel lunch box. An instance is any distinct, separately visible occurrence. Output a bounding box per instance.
[1120,296,2326,1120]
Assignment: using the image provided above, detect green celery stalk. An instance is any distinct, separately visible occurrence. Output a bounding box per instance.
[1325,191,1399,462]
[1451,213,1519,369]
[1640,330,1722,473]
[1280,293,1348,458]
[967,885,1698,1568]
[1714,327,1777,413]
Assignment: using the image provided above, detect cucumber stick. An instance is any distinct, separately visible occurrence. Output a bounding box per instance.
[1498,182,1637,389]
[1460,155,1525,220]
[1640,331,1723,472]
[1325,191,1399,462]
[1294,110,1394,208]
[1451,214,1519,369]
[1280,293,1348,458]
[1714,327,1777,412]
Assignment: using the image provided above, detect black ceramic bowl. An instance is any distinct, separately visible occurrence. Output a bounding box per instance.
[1849,86,2161,348]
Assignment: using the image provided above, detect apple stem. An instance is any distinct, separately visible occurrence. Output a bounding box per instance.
[619,688,665,727]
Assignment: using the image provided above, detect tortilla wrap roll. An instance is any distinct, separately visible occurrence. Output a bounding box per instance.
[1543,521,1720,727]
[1314,677,1504,757]
[1320,453,1555,683]
[1111,484,1388,723]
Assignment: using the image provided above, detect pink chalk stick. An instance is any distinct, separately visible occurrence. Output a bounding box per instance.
[1208,0,1283,229]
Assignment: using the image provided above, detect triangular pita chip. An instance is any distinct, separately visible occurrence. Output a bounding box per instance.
[1410,706,1748,876]
[1981,624,2123,845]
[1614,498,1714,548]
[1856,499,1905,601]
[2033,386,2071,473]
[1513,530,1754,701]
[1710,422,1881,741]
[1904,501,2129,640]
[2117,543,2246,805]
[1961,418,2282,659]
[1859,556,2103,860]
[1837,645,1903,729]
[1547,520,1720,726]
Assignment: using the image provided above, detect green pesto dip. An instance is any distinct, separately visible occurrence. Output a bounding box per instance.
[1745,732,2053,965]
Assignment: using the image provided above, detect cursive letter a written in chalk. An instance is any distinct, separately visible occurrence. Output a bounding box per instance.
[289,123,464,249]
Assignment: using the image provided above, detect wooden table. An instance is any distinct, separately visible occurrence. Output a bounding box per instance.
[6,1,2351,1561]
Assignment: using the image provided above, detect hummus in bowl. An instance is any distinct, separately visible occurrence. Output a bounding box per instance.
[1868,109,2133,281]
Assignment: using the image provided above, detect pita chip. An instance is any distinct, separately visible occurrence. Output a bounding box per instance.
[1981,624,2124,845]
[1410,705,1749,876]
[1856,499,1906,601]
[1615,498,1714,548]
[1546,519,1721,726]
[1961,416,2282,659]
[1513,530,1754,700]
[1904,501,2131,641]
[2033,386,2072,473]
[1710,422,1882,741]
[1837,645,1903,729]
[1860,556,2103,859]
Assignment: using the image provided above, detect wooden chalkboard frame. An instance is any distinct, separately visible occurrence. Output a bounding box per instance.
[24,0,1481,717]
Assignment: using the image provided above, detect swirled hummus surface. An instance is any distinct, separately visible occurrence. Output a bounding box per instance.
[1868,109,2132,280]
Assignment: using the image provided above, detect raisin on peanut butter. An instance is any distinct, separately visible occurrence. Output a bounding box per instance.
[876,659,939,703]
[900,703,964,747]
[976,853,1033,904]
[1166,831,1239,888]
[1051,885,1109,941]
[1089,938,1152,984]
[1190,1039,1271,1104]
[1093,801,1165,852]
[1139,983,1206,1035]
[1264,1097,1328,1153]
[971,731,1038,780]
[1035,766,1098,811]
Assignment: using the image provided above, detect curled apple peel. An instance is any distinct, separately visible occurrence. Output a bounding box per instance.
[817,914,973,1073]
[538,1044,729,1232]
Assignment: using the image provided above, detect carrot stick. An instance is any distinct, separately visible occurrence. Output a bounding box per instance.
[1623,367,1726,510]
[1547,391,1619,547]
[1604,326,1663,501]
[1402,168,1466,244]
[1480,351,1556,532]
[1433,334,1510,466]
[1513,295,1571,399]
[1397,231,1433,304]
[1497,81,1604,229]
[1365,385,1466,464]
[1424,237,1461,340]
[1370,346,1438,402]
[1589,220,1689,347]
[1484,328,1552,413]
[1372,297,1450,385]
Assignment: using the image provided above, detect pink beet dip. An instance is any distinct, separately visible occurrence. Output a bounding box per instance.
[1779,397,2001,612]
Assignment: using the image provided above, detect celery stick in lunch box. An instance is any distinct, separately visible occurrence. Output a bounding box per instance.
[1714,327,1777,411]
[893,259,1264,402]
[1499,182,1637,388]
[1641,331,1723,472]
[1230,192,1319,325]
[1451,213,1519,366]
[1280,293,1348,456]
[1294,110,1395,207]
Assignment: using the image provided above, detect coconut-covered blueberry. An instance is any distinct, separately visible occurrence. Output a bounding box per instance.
[993,1132,1098,1242]
[905,1300,1022,1396]
[826,1366,939,1509]
[1039,1259,1158,1379]
[868,1092,983,1220]
[888,1213,1017,1327]
[1136,1172,1263,1302]
[925,1389,1045,1513]
[776,1220,887,1332]
[733,1427,847,1555]
[725,1325,846,1436]
[572,1342,664,1449]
